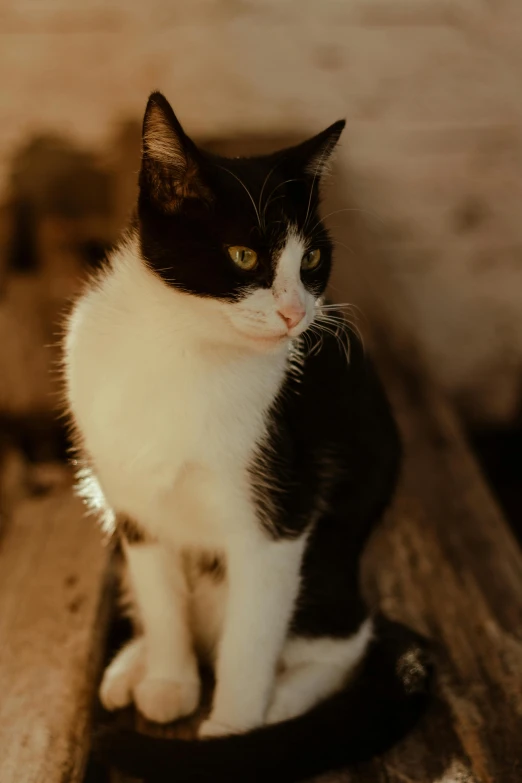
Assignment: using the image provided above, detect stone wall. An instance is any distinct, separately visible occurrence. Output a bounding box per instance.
[1,0,521,422]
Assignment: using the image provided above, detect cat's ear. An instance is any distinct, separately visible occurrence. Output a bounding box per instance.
[287,120,346,179]
[140,92,210,211]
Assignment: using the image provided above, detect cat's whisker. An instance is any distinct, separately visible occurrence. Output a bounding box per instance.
[327,312,366,338]
[262,179,301,224]
[321,312,365,354]
[309,206,386,235]
[299,329,311,358]
[258,163,281,231]
[317,302,367,326]
[301,326,319,358]
[216,164,261,228]
[307,207,384,239]
[262,194,286,218]
[307,323,325,357]
[314,325,345,362]
[318,302,361,310]
[313,313,354,364]
[304,145,335,232]
[331,239,358,258]
[307,209,357,236]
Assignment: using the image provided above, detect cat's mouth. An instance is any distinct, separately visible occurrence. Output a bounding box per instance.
[231,324,290,347]
[247,331,289,345]
[223,310,299,348]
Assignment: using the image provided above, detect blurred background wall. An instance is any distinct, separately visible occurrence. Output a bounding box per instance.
[1,0,522,426]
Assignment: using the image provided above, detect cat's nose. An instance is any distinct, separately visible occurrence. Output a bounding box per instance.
[277,305,306,330]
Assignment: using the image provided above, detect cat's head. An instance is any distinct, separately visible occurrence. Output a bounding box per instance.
[137,91,344,351]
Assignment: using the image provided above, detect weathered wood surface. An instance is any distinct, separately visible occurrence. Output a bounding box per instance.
[350,340,522,783]
[0,478,112,783]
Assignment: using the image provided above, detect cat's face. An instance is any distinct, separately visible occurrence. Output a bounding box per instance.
[137,92,345,351]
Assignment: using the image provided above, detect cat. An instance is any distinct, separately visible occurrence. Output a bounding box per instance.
[63,91,431,782]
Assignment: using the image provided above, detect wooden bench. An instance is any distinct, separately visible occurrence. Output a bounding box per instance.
[1,132,521,782]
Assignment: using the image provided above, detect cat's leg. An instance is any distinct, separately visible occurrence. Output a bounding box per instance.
[266,618,373,723]
[121,538,200,723]
[190,559,227,665]
[199,529,306,737]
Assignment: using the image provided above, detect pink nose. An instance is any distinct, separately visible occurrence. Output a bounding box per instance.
[278,305,306,330]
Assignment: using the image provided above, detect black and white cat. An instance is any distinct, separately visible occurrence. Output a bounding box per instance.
[63,92,430,782]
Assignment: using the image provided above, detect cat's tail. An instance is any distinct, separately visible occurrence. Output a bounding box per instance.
[94,616,432,783]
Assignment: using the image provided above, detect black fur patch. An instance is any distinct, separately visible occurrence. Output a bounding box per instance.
[249,317,401,638]
[197,552,226,582]
[117,513,155,545]
[137,92,344,301]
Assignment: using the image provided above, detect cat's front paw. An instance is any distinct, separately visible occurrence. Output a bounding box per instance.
[99,637,144,711]
[134,677,201,724]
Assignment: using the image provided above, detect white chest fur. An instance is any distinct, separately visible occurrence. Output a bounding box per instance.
[64,248,288,546]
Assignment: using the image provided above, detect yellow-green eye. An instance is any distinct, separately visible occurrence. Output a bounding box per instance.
[301,248,321,271]
[227,246,258,271]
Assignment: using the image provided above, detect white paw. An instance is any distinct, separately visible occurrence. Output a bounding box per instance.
[99,638,145,711]
[134,677,200,724]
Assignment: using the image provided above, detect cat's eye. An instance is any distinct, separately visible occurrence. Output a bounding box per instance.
[301,248,321,271]
[227,246,258,271]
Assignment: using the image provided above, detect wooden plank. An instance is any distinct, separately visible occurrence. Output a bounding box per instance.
[348,338,522,783]
[0,480,113,783]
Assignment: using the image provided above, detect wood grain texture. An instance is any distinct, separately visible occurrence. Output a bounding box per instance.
[0,482,112,783]
[348,338,522,783]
